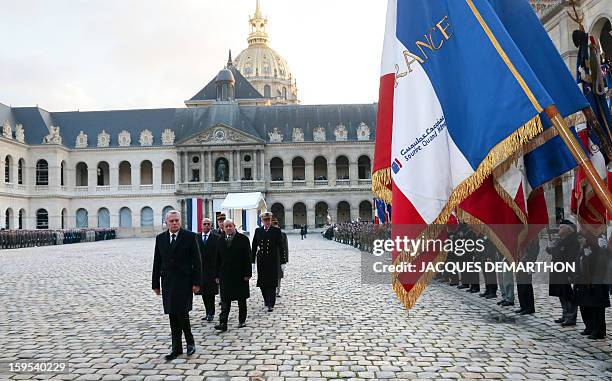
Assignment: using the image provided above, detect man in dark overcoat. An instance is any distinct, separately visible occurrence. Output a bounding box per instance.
[546,219,579,326]
[251,211,286,311]
[214,219,252,332]
[197,218,220,322]
[152,210,202,360]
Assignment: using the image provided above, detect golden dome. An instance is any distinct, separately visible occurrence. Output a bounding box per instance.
[233,0,298,104]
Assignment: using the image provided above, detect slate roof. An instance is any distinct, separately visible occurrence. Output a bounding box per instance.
[0,101,377,148]
[189,65,264,101]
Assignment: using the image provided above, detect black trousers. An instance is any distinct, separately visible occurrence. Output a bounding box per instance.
[219,299,247,324]
[169,313,194,352]
[202,293,216,317]
[516,272,535,312]
[580,306,607,336]
[260,287,277,307]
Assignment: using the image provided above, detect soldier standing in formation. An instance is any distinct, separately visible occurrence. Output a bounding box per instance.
[251,211,286,312]
[152,210,202,360]
[197,218,220,322]
[214,219,252,332]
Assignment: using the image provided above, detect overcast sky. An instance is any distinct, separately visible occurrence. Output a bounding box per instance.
[0,0,386,111]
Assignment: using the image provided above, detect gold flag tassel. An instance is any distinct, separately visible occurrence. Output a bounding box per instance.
[372,167,392,204]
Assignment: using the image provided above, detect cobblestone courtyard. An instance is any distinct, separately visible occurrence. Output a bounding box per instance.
[1,234,611,380]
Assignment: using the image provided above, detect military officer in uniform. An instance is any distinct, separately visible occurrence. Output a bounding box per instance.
[252,211,286,312]
[216,213,226,236]
[197,218,220,322]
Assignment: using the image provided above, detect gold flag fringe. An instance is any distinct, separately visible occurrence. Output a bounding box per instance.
[372,167,392,204]
[390,114,543,310]
[493,180,528,225]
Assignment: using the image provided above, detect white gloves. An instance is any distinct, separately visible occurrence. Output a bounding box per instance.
[252,264,256,273]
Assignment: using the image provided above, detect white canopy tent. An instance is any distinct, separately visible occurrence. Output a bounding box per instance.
[220,192,267,237]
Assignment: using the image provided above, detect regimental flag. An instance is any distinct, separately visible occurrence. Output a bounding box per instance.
[375,198,387,224]
[374,0,557,309]
[185,198,204,233]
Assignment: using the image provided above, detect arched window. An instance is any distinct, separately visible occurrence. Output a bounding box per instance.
[162,206,174,226]
[215,158,229,182]
[336,156,349,180]
[292,157,305,180]
[119,161,131,185]
[293,202,307,228]
[140,160,153,185]
[119,207,132,228]
[271,203,285,229]
[264,84,271,98]
[315,202,329,228]
[5,208,13,229]
[141,207,154,227]
[359,200,373,222]
[358,155,371,179]
[36,159,49,185]
[76,208,88,228]
[18,209,25,230]
[75,162,88,187]
[4,155,12,183]
[337,201,351,223]
[18,158,25,185]
[36,209,49,229]
[97,161,110,186]
[592,17,612,62]
[97,208,110,228]
[270,157,283,181]
[162,160,175,184]
[314,156,328,180]
[60,161,66,186]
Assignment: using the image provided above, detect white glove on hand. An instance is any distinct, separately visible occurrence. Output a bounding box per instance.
[252,264,256,273]
[281,264,286,273]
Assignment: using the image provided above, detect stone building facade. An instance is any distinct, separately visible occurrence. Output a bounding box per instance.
[0,1,375,235]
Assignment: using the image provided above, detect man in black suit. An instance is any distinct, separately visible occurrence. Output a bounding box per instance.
[152,210,202,361]
[197,218,220,322]
[214,219,252,332]
[252,211,286,312]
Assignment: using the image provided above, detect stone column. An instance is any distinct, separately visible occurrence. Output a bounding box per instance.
[349,161,359,186]
[307,207,316,229]
[208,152,214,182]
[328,160,336,186]
[351,206,360,221]
[328,207,338,225]
[283,162,292,188]
[228,151,234,182]
[88,166,97,189]
[152,163,161,190]
[284,207,293,230]
[259,150,265,182]
[110,165,119,190]
[183,152,190,182]
[254,150,259,180]
[305,162,314,187]
[199,152,205,182]
[236,149,242,180]
[0,155,5,187]
[48,162,60,189]
[131,163,140,187]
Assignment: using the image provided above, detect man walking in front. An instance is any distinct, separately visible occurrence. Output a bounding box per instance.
[215,219,252,332]
[197,218,220,322]
[152,210,202,361]
[252,211,285,312]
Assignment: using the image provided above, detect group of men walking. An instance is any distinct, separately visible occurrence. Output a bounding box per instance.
[151,210,288,361]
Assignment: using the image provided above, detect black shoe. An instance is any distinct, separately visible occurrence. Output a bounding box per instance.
[501,301,514,306]
[554,318,565,323]
[485,294,496,299]
[165,351,180,361]
[186,344,196,356]
[479,292,488,297]
[561,321,576,327]
[214,323,228,332]
[206,315,214,322]
[267,307,274,312]
[238,322,247,328]
[520,310,535,315]
[587,333,605,340]
[580,330,592,336]
[457,284,469,289]
[514,309,524,314]
[449,282,458,286]
[497,300,504,305]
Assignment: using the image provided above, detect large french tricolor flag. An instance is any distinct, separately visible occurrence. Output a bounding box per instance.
[185,198,204,233]
[374,0,556,309]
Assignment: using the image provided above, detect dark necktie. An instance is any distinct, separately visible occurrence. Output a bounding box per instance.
[203,234,208,244]
[170,233,176,247]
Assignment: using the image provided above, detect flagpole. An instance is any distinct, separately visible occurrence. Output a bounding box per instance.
[545,105,612,214]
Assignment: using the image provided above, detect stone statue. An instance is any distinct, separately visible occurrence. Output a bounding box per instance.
[216,159,228,181]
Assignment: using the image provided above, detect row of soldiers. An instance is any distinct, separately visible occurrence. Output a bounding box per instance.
[331,221,390,253]
[0,228,117,250]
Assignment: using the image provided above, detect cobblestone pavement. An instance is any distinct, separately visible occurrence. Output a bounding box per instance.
[0,234,610,380]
